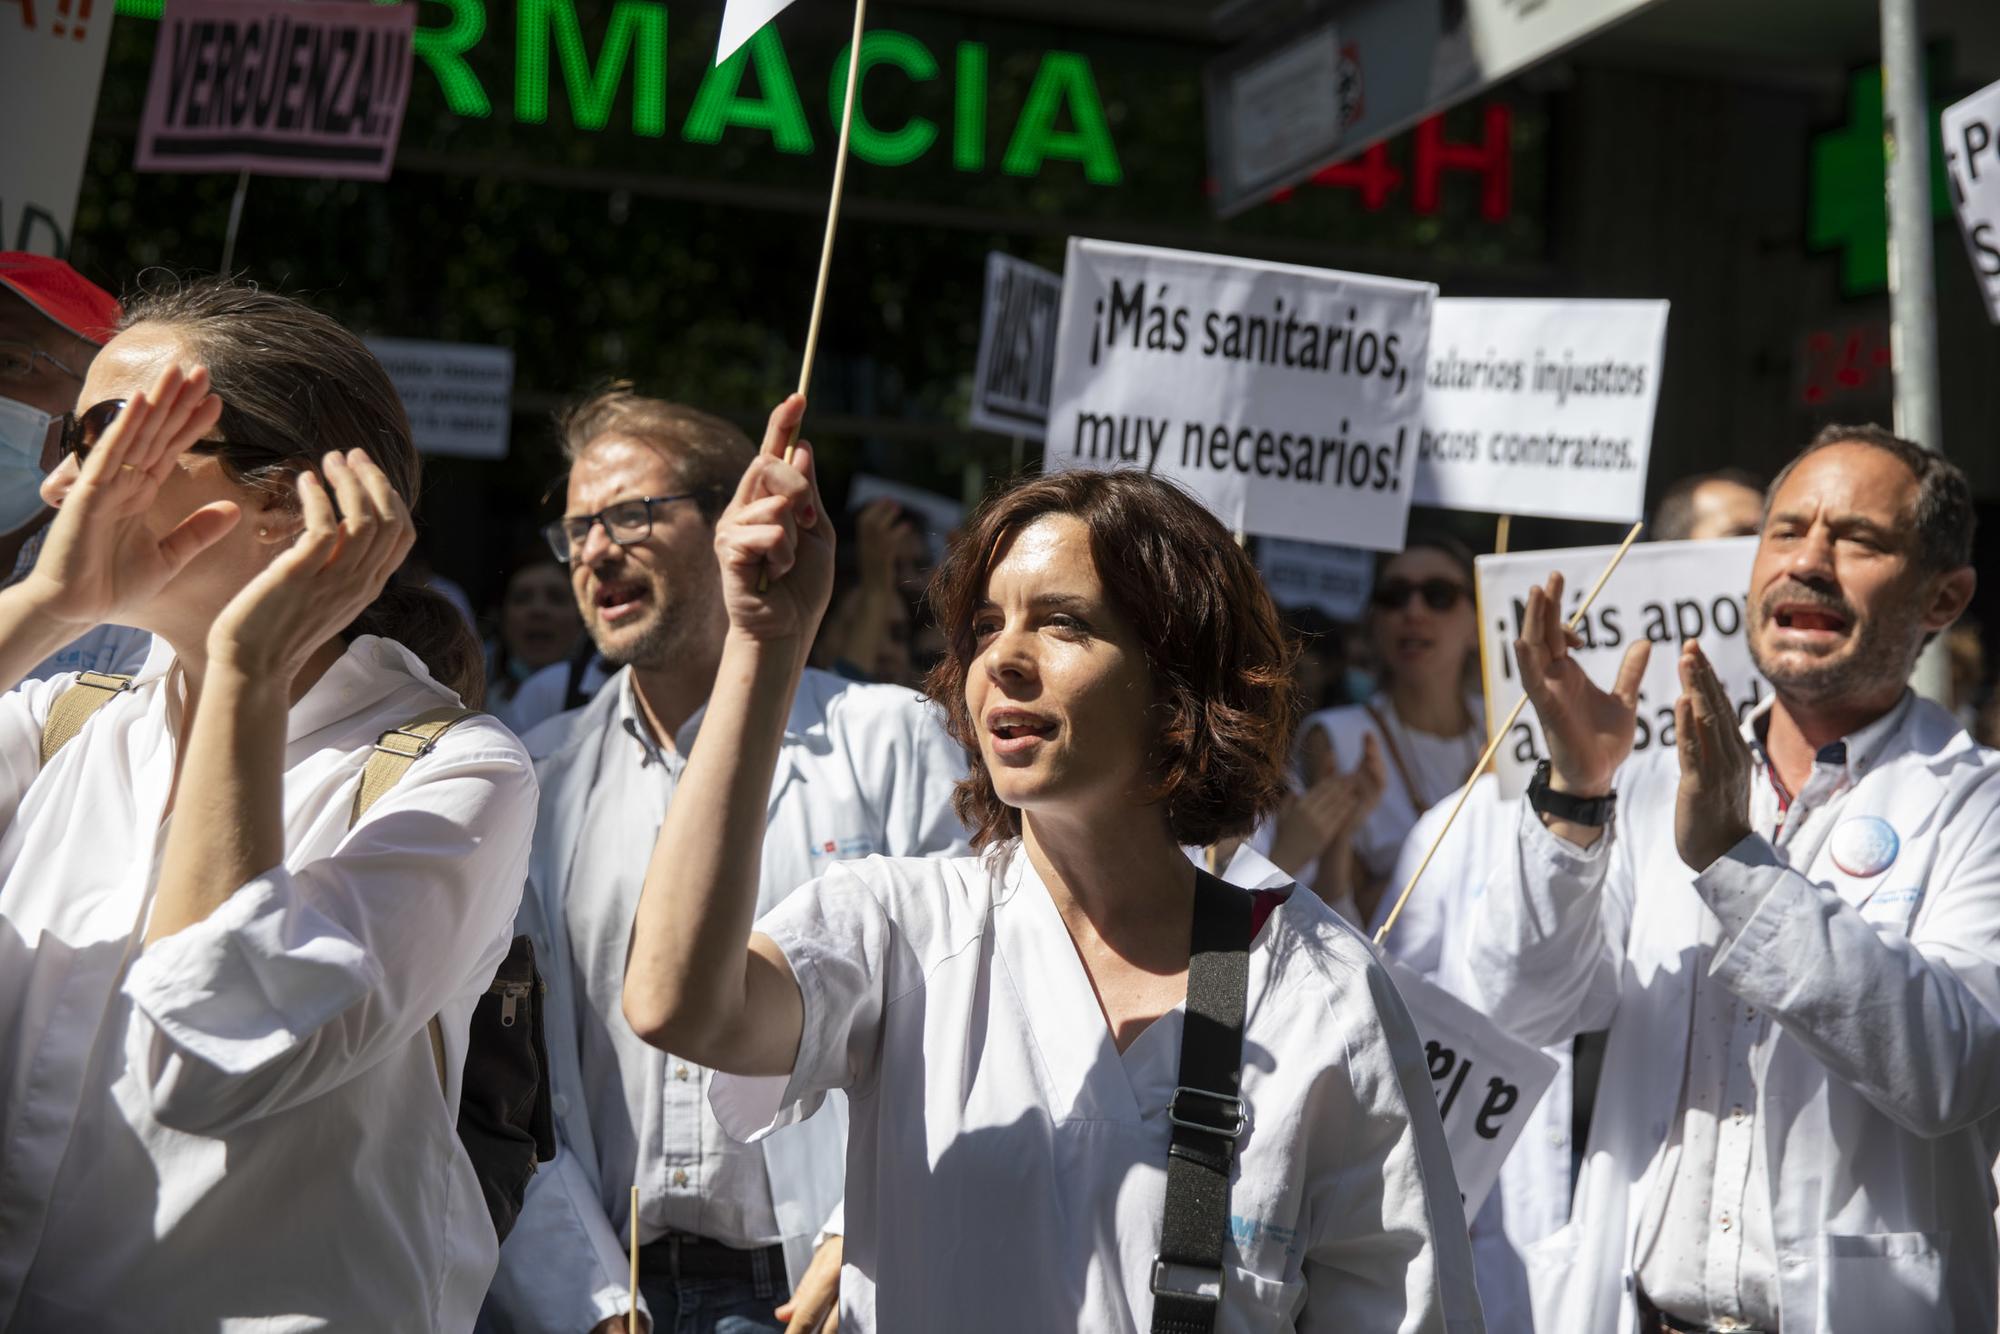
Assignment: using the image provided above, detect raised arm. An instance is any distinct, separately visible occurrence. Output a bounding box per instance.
[622,394,835,1075]
[0,363,235,691]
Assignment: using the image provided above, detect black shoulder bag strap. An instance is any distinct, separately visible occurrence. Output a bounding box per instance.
[1150,868,1254,1334]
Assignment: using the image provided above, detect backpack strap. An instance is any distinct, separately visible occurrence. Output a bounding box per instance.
[40,672,135,766]
[351,705,478,825]
[349,705,480,1091]
[1150,869,1253,1334]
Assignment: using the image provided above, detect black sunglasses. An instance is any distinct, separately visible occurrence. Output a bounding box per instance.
[1371,577,1471,613]
[61,398,232,467]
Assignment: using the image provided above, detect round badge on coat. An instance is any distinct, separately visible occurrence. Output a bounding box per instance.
[1830,815,1900,877]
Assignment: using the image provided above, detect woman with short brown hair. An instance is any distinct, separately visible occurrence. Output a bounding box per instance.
[623,398,1481,1333]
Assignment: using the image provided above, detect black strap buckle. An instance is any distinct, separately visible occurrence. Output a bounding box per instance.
[1167,1085,1246,1140]
[1150,1258,1222,1303]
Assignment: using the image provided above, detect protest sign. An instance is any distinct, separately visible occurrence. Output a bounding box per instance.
[1389,959,1558,1220]
[1475,537,1765,797]
[0,0,115,255]
[1943,78,2000,325]
[848,474,962,565]
[1257,538,1374,621]
[365,338,514,460]
[1044,239,1434,553]
[1414,299,1667,524]
[137,0,417,181]
[969,253,1062,439]
[1207,0,1666,215]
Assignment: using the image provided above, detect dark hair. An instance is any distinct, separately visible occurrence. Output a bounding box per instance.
[1377,528,1477,592]
[924,471,1298,849]
[121,277,485,706]
[1650,468,1763,542]
[1769,424,1975,574]
[557,383,755,522]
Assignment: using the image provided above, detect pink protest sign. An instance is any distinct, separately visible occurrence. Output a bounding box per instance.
[136,0,416,180]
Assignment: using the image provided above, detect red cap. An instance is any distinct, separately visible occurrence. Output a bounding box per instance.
[0,253,122,346]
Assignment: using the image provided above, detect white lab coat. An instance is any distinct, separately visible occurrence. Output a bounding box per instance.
[1378,775,1573,1334]
[0,636,536,1332]
[712,846,1486,1333]
[1466,697,2000,1333]
[486,667,969,1332]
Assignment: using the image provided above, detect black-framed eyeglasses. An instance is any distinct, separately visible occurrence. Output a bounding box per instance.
[543,492,707,564]
[0,340,85,385]
[61,398,231,467]
[1371,577,1471,613]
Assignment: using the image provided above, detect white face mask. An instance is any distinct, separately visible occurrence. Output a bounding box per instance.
[0,396,53,535]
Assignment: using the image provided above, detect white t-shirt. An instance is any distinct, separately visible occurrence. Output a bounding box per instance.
[711,846,1483,1333]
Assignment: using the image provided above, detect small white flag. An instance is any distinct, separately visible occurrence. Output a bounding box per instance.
[717,0,799,62]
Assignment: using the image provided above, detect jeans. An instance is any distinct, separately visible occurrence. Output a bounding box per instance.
[638,1250,789,1334]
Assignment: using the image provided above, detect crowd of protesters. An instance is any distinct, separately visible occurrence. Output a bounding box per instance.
[0,250,1996,1334]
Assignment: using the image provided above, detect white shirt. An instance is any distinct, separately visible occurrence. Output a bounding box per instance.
[0,635,537,1333]
[498,652,612,736]
[1467,694,2000,1332]
[1302,697,1485,883]
[567,676,782,1248]
[711,846,1485,1333]
[485,666,970,1333]
[1633,696,1914,1329]
[1379,775,1574,1334]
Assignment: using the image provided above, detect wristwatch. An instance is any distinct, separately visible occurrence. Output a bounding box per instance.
[1526,759,1615,827]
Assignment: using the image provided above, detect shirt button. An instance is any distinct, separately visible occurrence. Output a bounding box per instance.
[676,1065,690,1081]
[1719,1212,1733,1232]
[1732,1104,1746,1122]
[673,1168,689,1187]
[552,1094,569,1116]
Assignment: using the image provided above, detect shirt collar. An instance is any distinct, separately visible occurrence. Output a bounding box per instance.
[1747,688,1916,783]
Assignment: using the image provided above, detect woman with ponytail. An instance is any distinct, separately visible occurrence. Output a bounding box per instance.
[0,278,535,1331]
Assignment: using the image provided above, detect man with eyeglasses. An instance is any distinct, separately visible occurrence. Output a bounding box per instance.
[0,253,151,680]
[483,386,969,1334]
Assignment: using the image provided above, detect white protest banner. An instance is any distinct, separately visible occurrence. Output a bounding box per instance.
[1475,537,1766,797]
[1389,959,1558,1220]
[1045,238,1433,553]
[848,474,962,565]
[1258,538,1374,621]
[969,253,1062,439]
[365,338,515,460]
[1415,299,1667,524]
[1207,0,1666,216]
[137,0,417,181]
[0,0,115,255]
[1943,79,2000,325]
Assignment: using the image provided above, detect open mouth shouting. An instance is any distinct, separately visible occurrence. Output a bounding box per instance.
[985,707,1058,759]
[592,576,652,626]
[1765,595,1853,649]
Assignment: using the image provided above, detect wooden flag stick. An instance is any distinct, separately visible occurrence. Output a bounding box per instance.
[757,0,867,594]
[628,1186,640,1334]
[1494,513,1512,556]
[1374,520,1645,948]
[789,0,868,446]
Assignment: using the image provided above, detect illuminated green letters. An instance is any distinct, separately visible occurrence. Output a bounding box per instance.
[111,0,1123,184]
[1003,51,1121,184]
[517,0,667,135]
[683,26,813,152]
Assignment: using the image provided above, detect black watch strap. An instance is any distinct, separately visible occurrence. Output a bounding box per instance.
[1527,759,1614,827]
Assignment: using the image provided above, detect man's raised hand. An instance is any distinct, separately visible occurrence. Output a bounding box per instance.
[1514,570,1650,797]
